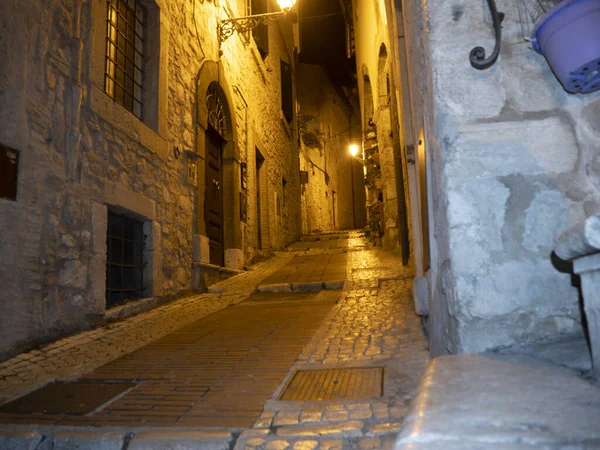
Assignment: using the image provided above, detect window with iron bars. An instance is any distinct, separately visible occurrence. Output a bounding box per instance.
[106,210,146,309]
[105,0,144,118]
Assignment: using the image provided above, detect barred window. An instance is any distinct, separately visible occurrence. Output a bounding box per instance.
[105,0,144,118]
[106,209,147,308]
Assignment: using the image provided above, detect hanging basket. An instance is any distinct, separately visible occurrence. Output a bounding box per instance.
[531,0,600,93]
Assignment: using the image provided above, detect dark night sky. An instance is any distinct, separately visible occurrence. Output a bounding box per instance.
[298,0,356,90]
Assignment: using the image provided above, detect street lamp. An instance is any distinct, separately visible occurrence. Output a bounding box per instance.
[349,144,360,158]
[218,0,297,44]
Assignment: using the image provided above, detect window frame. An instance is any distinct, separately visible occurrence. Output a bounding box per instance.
[280,59,294,124]
[104,0,146,118]
[105,209,147,308]
[250,0,269,59]
[90,0,169,139]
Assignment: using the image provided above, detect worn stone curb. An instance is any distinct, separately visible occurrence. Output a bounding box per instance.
[292,282,324,292]
[0,429,44,450]
[257,281,346,293]
[129,430,233,450]
[0,428,234,450]
[257,283,293,292]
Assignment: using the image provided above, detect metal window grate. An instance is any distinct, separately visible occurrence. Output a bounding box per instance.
[106,210,146,308]
[0,144,19,201]
[105,0,144,118]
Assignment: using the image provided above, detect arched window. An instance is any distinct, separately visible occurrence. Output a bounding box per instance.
[206,83,229,139]
[378,44,388,105]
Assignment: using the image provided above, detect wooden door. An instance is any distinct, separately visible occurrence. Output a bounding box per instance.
[205,127,225,266]
[417,134,430,270]
[256,149,265,249]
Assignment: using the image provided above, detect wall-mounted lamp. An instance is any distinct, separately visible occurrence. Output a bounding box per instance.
[218,0,297,44]
[349,144,360,158]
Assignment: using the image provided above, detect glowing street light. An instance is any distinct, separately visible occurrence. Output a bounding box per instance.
[277,0,297,10]
[349,144,360,157]
[219,0,297,44]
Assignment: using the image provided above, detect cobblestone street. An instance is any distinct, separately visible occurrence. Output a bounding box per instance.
[0,232,429,449]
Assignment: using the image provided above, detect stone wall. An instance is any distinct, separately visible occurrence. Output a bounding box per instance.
[0,0,300,361]
[297,64,365,234]
[400,0,600,354]
[352,0,412,256]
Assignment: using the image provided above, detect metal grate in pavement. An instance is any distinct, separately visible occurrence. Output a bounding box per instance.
[279,367,384,401]
[0,381,136,415]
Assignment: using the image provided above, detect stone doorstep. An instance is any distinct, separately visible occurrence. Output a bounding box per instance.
[0,427,234,450]
[102,297,166,323]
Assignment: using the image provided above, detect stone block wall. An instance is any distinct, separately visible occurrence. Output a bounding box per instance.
[353,0,412,256]
[400,0,600,354]
[297,64,365,234]
[0,0,300,360]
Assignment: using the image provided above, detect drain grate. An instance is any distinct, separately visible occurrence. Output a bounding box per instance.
[279,367,383,401]
[0,381,136,415]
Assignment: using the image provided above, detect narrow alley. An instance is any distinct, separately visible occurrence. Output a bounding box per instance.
[0,232,429,449]
[2,0,600,447]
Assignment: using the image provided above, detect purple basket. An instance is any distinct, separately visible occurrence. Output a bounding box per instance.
[532,0,600,94]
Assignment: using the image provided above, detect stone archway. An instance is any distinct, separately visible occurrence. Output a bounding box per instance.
[194,61,243,271]
[378,44,389,106]
[362,66,374,131]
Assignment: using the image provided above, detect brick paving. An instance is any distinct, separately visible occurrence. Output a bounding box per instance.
[0,231,430,450]
[0,291,339,428]
[260,254,348,286]
[0,253,295,405]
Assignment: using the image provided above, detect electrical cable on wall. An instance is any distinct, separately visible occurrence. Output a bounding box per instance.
[193,0,206,62]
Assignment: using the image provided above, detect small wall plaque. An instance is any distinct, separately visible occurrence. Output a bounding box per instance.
[0,144,19,201]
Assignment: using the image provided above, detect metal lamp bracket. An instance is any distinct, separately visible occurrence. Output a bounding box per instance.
[470,0,505,70]
[218,11,293,45]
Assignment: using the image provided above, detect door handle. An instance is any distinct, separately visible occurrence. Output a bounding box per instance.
[212,179,220,190]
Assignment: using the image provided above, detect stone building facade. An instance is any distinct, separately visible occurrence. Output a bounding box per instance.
[380,0,600,355]
[343,0,413,264]
[0,0,301,361]
[297,64,365,234]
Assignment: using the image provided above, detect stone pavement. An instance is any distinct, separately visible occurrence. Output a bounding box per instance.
[0,230,429,449]
[0,252,296,405]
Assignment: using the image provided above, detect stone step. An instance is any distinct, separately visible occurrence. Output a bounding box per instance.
[395,354,600,449]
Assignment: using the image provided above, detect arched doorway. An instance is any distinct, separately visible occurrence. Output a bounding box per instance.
[195,61,243,270]
[204,83,229,266]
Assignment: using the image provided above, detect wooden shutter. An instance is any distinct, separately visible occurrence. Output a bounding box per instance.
[280,60,293,123]
[251,0,269,58]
